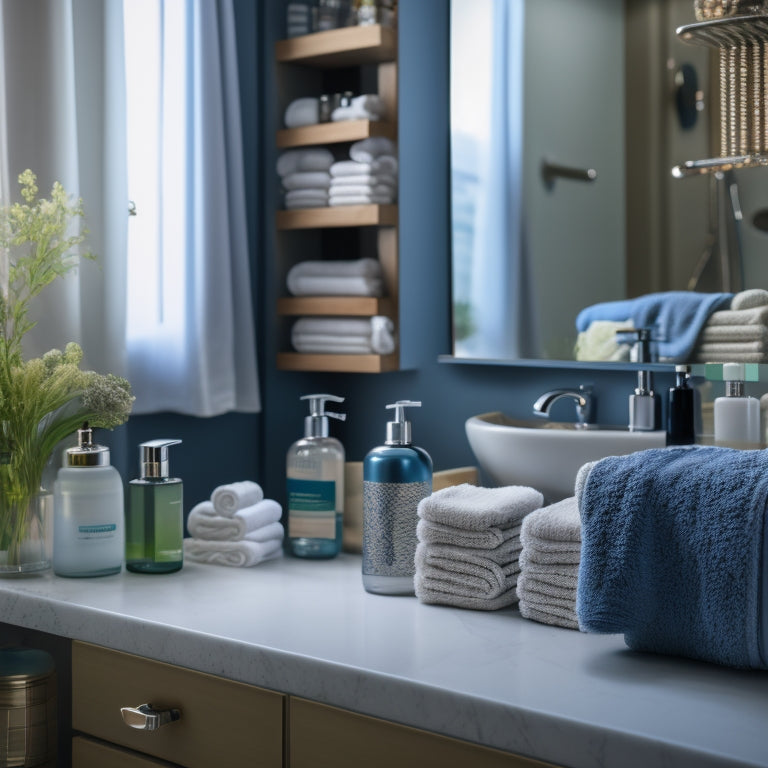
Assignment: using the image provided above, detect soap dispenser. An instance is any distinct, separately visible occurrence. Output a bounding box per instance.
[714,362,760,446]
[53,422,124,577]
[125,439,183,573]
[287,394,345,559]
[667,365,696,445]
[363,400,432,595]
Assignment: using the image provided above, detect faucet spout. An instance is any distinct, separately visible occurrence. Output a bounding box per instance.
[532,385,595,427]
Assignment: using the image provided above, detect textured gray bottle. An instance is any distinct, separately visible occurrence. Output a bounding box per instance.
[362,401,432,595]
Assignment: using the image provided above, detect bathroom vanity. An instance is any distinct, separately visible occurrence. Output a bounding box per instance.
[0,555,765,768]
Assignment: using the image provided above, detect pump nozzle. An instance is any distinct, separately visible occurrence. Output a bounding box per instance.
[139,439,182,479]
[385,400,422,445]
[300,394,346,438]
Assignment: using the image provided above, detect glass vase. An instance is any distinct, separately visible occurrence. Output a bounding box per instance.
[0,490,53,575]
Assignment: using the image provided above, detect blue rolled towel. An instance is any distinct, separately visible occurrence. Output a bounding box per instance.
[577,445,767,669]
[575,291,732,361]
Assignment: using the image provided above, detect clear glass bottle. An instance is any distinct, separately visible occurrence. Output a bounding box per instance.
[287,394,345,559]
[53,423,124,577]
[125,439,183,573]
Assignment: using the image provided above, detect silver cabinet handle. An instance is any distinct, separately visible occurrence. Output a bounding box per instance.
[121,703,181,731]
[542,159,597,188]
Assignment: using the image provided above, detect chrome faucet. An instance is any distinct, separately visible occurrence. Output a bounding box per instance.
[532,384,595,428]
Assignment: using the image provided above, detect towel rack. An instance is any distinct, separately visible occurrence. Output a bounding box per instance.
[541,159,597,189]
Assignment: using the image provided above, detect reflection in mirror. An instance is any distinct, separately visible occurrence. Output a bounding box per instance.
[450,0,768,365]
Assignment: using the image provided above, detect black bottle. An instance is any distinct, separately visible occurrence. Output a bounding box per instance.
[667,365,696,446]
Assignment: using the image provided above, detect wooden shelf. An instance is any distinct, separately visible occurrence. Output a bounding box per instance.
[277,352,398,373]
[277,204,397,230]
[278,296,394,316]
[275,25,396,67]
[277,119,396,149]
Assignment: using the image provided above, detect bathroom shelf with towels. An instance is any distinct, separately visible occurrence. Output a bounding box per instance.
[277,119,396,149]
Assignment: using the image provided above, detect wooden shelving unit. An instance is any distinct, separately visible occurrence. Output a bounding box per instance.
[275,24,398,374]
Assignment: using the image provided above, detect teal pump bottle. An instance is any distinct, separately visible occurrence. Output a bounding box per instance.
[125,439,183,573]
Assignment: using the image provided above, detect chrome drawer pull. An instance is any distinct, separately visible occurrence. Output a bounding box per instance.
[120,703,181,731]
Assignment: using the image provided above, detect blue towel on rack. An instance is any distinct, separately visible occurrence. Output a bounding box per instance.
[575,291,733,360]
[576,446,767,669]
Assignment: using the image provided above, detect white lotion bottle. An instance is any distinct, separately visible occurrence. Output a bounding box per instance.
[53,423,125,577]
[714,363,761,447]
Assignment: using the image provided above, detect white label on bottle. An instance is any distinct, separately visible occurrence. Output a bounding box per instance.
[77,524,117,540]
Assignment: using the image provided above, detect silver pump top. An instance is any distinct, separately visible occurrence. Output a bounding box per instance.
[385,400,422,445]
[301,394,346,438]
[64,422,111,467]
[139,439,182,479]
[723,362,746,397]
[674,364,691,387]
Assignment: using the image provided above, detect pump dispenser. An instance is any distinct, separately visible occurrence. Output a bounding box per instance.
[126,439,183,573]
[53,423,124,577]
[714,363,760,446]
[287,394,346,559]
[363,400,433,595]
[623,328,660,431]
[667,365,696,445]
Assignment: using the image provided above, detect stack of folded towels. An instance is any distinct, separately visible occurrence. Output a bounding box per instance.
[517,496,582,630]
[331,94,386,122]
[329,137,398,207]
[184,481,284,568]
[286,257,384,297]
[414,484,543,610]
[692,288,768,363]
[291,315,395,355]
[277,148,334,210]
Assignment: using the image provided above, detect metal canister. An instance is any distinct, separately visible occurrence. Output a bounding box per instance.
[0,648,56,767]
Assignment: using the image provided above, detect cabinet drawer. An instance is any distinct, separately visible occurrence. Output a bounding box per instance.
[73,735,176,768]
[289,698,559,768]
[72,642,283,768]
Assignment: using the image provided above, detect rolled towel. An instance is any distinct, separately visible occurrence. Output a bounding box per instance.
[277,148,334,177]
[281,171,331,191]
[187,499,283,541]
[183,537,283,568]
[211,481,264,517]
[731,288,768,310]
[417,484,543,531]
[284,97,319,128]
[416,518,520,549]
[350,136,397,163]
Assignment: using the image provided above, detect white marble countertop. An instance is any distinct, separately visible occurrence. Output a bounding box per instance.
[0,554,766,768]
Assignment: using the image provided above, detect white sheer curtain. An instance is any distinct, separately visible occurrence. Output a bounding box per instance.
[0,0,260,417]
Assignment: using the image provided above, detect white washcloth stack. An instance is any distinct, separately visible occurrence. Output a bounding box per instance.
[415,484,543,611]
[278,148,334,210]
[287,257,384,297]
[329,138,398,207]
[331,94,386,122]
[693,289,768,363]
[517,497,582,630]
[291,316,395,355]
[184,481,284,567]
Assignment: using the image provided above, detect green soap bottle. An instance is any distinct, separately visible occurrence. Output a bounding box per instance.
[126,439,183,574]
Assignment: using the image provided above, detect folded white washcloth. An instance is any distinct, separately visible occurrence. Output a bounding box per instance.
[694,340,768,355]
[331,94,386,122]
[518,599,580,630]
[328,184,394,198]
[329,193,394,207]
[277,148,334,177]
[291,316,395,354]
[416,518,521,550]
[284,189,329,209]
[281,171,331,191]
[287,257,382,278]
[517,570,577,601]
[349,136,397,163]
[520,497,581,545]
[417,484,543,531]
[211,481,264,517]
[183,537,283,568]
[704,305,768,327]
[517,551,579,586]
[187,499,283,541]
[692,351,768,363]
[420,538,522,567]
[287,275,383,297]
[284,97,319,128]
[415,558,519,610]
[731,288,768,310]
[698,325,768,344]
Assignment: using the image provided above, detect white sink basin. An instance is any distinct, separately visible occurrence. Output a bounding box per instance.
[465,412,667,503]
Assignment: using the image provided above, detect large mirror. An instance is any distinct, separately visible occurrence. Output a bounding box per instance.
[450,0,768,365]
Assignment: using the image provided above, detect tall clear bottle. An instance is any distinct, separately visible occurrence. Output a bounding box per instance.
[125,439,183,573]
[287,394,345,559]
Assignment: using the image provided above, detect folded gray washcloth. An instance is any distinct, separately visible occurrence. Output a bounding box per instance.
[416,518,520,549]
[699,325,768,344]
[417,483,543,530]
[517,572,576,602]
[420,538,521,567]
[518,600,580,631]
[705,305,768,326]
[418,583,519,611]
[517,554,578,590]
[520,496,581,545]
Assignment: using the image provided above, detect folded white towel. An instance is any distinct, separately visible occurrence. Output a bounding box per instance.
[211,481,264,517]
[291,315,395,355]
[731,288,768,310]
[329,193,394,207]
[350,136,397,163]
[287,257,382,278]
[183,537,283,568]
[520,497,581,544]
[277,148,334,177]
[518,599,580,630]
[328,184,394,198]
[692,351,768,363]
[698,325,768,344]
[518,541,581,565]
[416,518,521,550]
[291,339,377,355]
[704,306,768,327]
[282,171,331,191]
[694,340,768,355]
[517,552,579,585]
[419,538,522,567]
[331,94,386,122]
[517,577,577,613]
[574,320,633,362]
[187,499,283,541]
[517,568,578,597]
[284,189,329,209]
[287,275,383,297]
[284,97,319,128]
[417,484,543,531]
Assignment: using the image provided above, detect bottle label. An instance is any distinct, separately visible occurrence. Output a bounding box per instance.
[77,523,117,540]
[288,478,336,539]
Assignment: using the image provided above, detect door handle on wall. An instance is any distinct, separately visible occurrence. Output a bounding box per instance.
[542,159,597,189]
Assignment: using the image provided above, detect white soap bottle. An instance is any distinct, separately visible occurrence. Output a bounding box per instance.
[713,363,761,447]
[53,423,125,577]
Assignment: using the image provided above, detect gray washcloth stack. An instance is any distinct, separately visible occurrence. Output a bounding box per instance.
[517,496,582,630]
[415,484,543,610]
